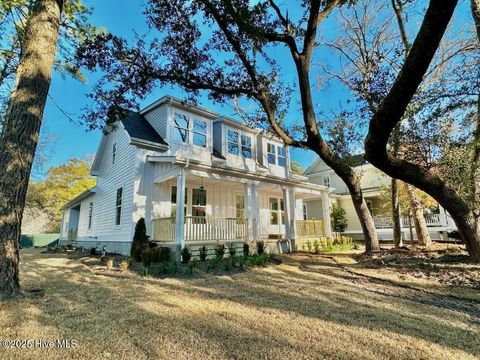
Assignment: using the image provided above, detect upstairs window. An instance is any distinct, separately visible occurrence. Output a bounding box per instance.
[173,113,189,143]
[267,143,276,164]
[88,202,93,230]
[277,146,286,167]
[323,175,331,187]
[227,130,239,155]
[267,143,287,167]
[115,188,123,225]
[193,119,207,147]
[112,143,117,165]
[241,135,252,158]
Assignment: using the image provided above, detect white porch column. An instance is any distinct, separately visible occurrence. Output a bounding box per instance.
[322,192,332,238]
[289,188,297,240]
[251,183,260,240]
[283,187,292,239]
[244,182,254,241]
[175,168,186,248]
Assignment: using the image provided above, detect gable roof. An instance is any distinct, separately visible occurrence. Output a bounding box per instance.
[305,153,368,175]
[121,112,168,148]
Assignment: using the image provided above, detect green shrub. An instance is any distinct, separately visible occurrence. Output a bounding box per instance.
[157,247,171,262]
[331,204,348,236]
[256,241,265,255]
[448,230,462,240]
[306,240,312,251]
[141,248,155,267]
[181,247,191,264]
[142,266,150,276]
[199,246,208,261]
[131,218,149,261]
[188,260,198,275]
[215,244,225,259]
[313,239,320,254]
[206,257,221,272]
[228,243,236,258]
[247,253,268,266]
[243,243,250,257]
[223,258,233,271]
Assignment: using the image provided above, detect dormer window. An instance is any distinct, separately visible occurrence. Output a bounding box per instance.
[173,113,189,143]
[112,143,117,165]
[227,130,239,155]
[267,143,286,167]
[193,119,207,147]
[173,112,207,147]
[228,129,252,158]
[241,135,252,158]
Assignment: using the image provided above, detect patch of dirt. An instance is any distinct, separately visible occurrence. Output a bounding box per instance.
[355,244,480,289]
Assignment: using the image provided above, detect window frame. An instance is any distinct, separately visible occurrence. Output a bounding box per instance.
[235,193,245,220]
[277,146,286,167]
[269,197,285,226]
[115,187,123,226]
[172,112,209,148]
[88,202,93,230]
[267,143,276,165]
[171,185,188,217]
[227,129,239,156]
[192,187,207,218]
[322,175,331,188]
[112,143,117,165]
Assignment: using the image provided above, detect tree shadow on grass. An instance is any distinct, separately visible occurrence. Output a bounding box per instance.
[4,249,480,359]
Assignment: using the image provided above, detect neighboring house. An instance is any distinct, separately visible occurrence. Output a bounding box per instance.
[59,96,331,255]
[304,155,456,241]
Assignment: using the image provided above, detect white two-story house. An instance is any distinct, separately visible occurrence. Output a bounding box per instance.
[59,96,332,255]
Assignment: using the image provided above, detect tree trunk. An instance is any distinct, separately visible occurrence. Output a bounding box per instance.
[406,185,432,246]
[0,0,63,299]
[341,169,380,253]
[392,178,403,247]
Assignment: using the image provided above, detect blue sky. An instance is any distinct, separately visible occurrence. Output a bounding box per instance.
[40,0,472,177]
[41,0,325,175]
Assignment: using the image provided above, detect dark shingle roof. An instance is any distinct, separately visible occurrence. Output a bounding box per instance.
[121,112,168,147]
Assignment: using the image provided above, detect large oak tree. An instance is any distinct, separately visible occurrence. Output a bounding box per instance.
[0,0,64,299]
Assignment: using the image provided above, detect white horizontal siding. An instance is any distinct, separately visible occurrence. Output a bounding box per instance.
[143,103,168,139]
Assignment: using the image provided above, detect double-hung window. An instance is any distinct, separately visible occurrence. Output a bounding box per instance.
[267,143,276,164]
[241,135,252,158]
[173,113,208,147]
[267,143,286,167]
[115,188,123,225]
[88,202,93,230]
[192,188,207,217]
[269,197,285,225]
[235,194,245,220]
[173,113,190,143]
[193,119,207,147]
[323,175,331,187]
[227,130,239,155]
[277,146,286,167]
[228,129,252,159]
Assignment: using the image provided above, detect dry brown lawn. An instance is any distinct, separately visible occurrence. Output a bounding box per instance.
[0,248,479,360]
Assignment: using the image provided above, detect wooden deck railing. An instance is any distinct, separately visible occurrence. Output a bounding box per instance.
[296,220,325,237]
[152,216,247,243]
[373,214,444,229]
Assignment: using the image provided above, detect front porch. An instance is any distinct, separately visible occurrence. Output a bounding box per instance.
[143,161,332,249]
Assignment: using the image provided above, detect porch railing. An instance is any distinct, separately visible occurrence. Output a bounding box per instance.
[152,216,247,243]
[296,220,325,238]
[373,214,444,229]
